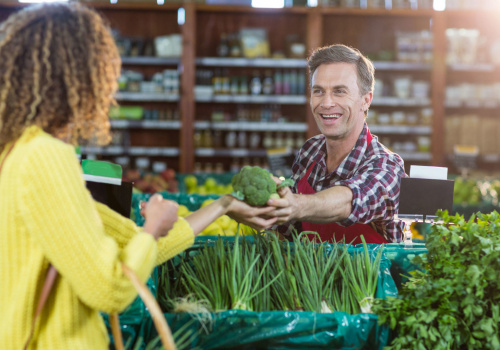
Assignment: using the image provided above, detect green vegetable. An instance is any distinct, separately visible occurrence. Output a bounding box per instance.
[231,166,294,206]
[374,210,500,350]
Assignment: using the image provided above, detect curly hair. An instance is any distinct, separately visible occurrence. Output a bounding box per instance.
[0,2,121,152]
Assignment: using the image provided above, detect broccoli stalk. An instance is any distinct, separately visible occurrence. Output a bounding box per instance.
[231,166,294,206]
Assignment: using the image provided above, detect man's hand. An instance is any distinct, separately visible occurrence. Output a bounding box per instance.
[266,176,299,225]
[141,194,179,240]
[224,194,278,231]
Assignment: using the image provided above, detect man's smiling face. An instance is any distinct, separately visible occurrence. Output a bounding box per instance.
[310,62,370,141]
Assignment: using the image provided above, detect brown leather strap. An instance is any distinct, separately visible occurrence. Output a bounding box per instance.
[23,265,58,350]
[110,313,124,350]
[0,142,15,173]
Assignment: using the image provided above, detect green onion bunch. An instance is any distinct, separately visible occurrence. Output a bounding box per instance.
[158,230,384,315]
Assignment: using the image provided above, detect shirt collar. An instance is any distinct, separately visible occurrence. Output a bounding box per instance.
[327,122,370,179]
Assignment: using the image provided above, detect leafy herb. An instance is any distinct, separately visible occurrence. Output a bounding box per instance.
[374,210,500,350]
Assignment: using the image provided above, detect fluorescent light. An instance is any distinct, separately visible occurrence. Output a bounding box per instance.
[433,0,445,11]
[177,7,185,25]
[110,0,117,3]
[157,0,164,4]
[19,0,68,2]
[252,0,284,8]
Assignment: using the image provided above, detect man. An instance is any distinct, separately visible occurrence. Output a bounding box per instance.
[267,44,406,244]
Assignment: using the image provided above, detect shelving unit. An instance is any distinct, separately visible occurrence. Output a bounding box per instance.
[5,2,496,173]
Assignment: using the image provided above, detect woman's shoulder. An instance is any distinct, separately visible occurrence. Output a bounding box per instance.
[19,125,72,154]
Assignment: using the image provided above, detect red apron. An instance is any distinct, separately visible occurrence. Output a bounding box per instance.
[298,130,387,245]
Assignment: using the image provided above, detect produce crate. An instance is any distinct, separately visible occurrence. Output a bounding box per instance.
[121,237,398,350]
[131,192,220,226]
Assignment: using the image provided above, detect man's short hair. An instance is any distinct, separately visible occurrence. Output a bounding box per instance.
[307,44,375,96]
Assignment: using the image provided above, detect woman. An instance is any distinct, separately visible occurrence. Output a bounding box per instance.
[0,3,276,349]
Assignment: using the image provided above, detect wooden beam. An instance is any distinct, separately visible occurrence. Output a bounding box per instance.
[431,11,446,166]
[179,2,196,173]
[306,7,322,139]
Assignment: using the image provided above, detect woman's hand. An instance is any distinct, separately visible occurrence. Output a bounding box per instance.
[224,195,278,231]
[141,194,179,240]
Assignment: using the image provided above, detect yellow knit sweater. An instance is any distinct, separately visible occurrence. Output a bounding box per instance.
[0,126,194,350]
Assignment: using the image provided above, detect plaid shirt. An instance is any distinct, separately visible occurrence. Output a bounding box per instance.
[280,122,406,243]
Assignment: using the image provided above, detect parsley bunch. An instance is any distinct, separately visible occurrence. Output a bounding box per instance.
[374,210,500,350]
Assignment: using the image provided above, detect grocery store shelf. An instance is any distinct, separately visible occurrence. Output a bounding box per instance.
[370,125,431,134]
[398,152,432,161]
[110,120,181,129]
[371,97,431,106]
[448,63,495,72]
[115,92,179,102]
[196,57,307,68]
[482,154,500,163]
[195,148,267,157]
[194,121,307,132]
[121,56,180,66]
[373,61,431,70]
[195,94,307,104]
[81,146,179,156]
[445,100,498,108]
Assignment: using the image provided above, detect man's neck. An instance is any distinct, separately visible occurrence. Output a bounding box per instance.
[324,122,365,173]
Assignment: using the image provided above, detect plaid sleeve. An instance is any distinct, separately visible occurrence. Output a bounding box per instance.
[335,154,405,229]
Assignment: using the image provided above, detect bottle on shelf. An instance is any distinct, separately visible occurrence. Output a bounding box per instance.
[217,32,230,57]
[262,70,274,95]
[194,130,202,148]
[229,33,242,58]
[238,131,247,148]
[201,129,213,148]
[263,131,273,148]
[239,76,249,95]
[282,70,291,95]
[225,131,237,148]
[289,70,298,95]
[274,70,283,95]
[230,76,239,95]
[221,69,230,95]
[230,158,240,173]
[250,71,262,95]
[194,162,203,174]
[215,162,225,173]
[249,132,261,149]
[213,68,222,95]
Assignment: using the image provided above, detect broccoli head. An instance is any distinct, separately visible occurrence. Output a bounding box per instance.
[231,166,294,206]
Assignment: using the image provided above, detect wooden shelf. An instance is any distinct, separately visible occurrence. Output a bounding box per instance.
[447,63,496,72]
[110,120,181,129]
[373,61,431,71]
[115,92,179,102]
[196,57,307,68]
[121,56,180,66]
[320,7,435,17]
[195,148,267,158]
[0,1,457,172]
[371,97,431,107]
[194,121,307,132]
[194,4,309,14]
[370,125,431,134]
[445,101,498,109]
[195,94,307,104]
[81,146,179,157]
[398,152,432,161]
